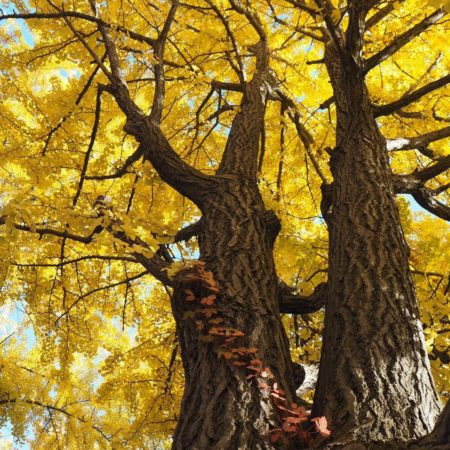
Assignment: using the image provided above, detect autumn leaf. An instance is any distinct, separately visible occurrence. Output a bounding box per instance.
[311,416,331,437]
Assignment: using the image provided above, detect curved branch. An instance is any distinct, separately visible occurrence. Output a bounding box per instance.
[55,270,149,323]
[0,216,100,243]
[0,11,156,47]
[410,188,450,221]
[279,282,327,314]
[414,155,450,182]
[394,177,450,221]
[85,145,144,180]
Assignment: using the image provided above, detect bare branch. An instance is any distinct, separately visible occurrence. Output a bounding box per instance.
[174,220,203,243]
[414,155,450,182]
[279,282,327,314]
[394,170,450,221]
[13,255,138,268]
[211,80,243,92]
[271,13,325,41]
[285,0,320,16]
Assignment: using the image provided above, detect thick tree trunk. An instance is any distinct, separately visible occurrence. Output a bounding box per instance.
[171,182,300,449]
[312,43,442,445]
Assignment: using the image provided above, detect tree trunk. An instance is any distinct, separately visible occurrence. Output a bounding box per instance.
[312,41,442,445]
[171,182,300,449]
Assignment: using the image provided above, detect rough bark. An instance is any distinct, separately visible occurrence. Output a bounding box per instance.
[169,36,302,450]
[171,183,300,449]
[312,30,442,446]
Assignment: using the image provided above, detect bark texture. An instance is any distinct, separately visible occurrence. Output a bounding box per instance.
[169,38,301,450]
[312,14,442,445]
[171,183,299,450]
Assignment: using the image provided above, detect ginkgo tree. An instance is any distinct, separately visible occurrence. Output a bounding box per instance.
[0,0,449,449]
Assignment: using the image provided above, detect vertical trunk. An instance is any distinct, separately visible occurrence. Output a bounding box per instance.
[171,182,299,450]
[313,44,442,444]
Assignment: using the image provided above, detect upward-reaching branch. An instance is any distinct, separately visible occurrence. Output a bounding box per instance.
[150,0,179,123]
[215,6,275,180]
[365,8,446,73]
[66,0,216,205]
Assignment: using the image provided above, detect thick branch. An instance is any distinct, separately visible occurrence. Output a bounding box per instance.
[394,176,450,221]
[279,282,327,314]
[414,155,450,182]
[69,8,216,204]
[410,189,450,221]
[374,75,450,117]
[174,219,203,243]
[365,8,446,73]
[215,2,274,180]
[365,2,396,30]
[386,126,450,152]
[211,80,243,92]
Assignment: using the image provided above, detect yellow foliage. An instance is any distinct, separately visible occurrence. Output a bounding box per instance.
[0,0,448,447]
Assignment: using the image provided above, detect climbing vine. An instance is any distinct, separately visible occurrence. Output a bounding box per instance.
[175,261,330,446]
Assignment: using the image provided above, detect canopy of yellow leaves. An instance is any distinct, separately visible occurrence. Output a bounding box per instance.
[0,0,448,448]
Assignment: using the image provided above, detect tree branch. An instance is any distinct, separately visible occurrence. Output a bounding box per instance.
[85,145,144,180]
[174,219,203,243]
[413,155,450,182]
[365,2,396,30]
[394,173,450,221]
[150,0,179,123]
[373,74,450,117]
[364,8,446,73]
[386,126,450,152]
[214,4,276,180]
[73,87,103,205]
[279,282,327,314]
[0,11,156,47]
[62,3,216,205]
[0,398,110,441]
[0,216,100,244]
[55,270,149,323]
